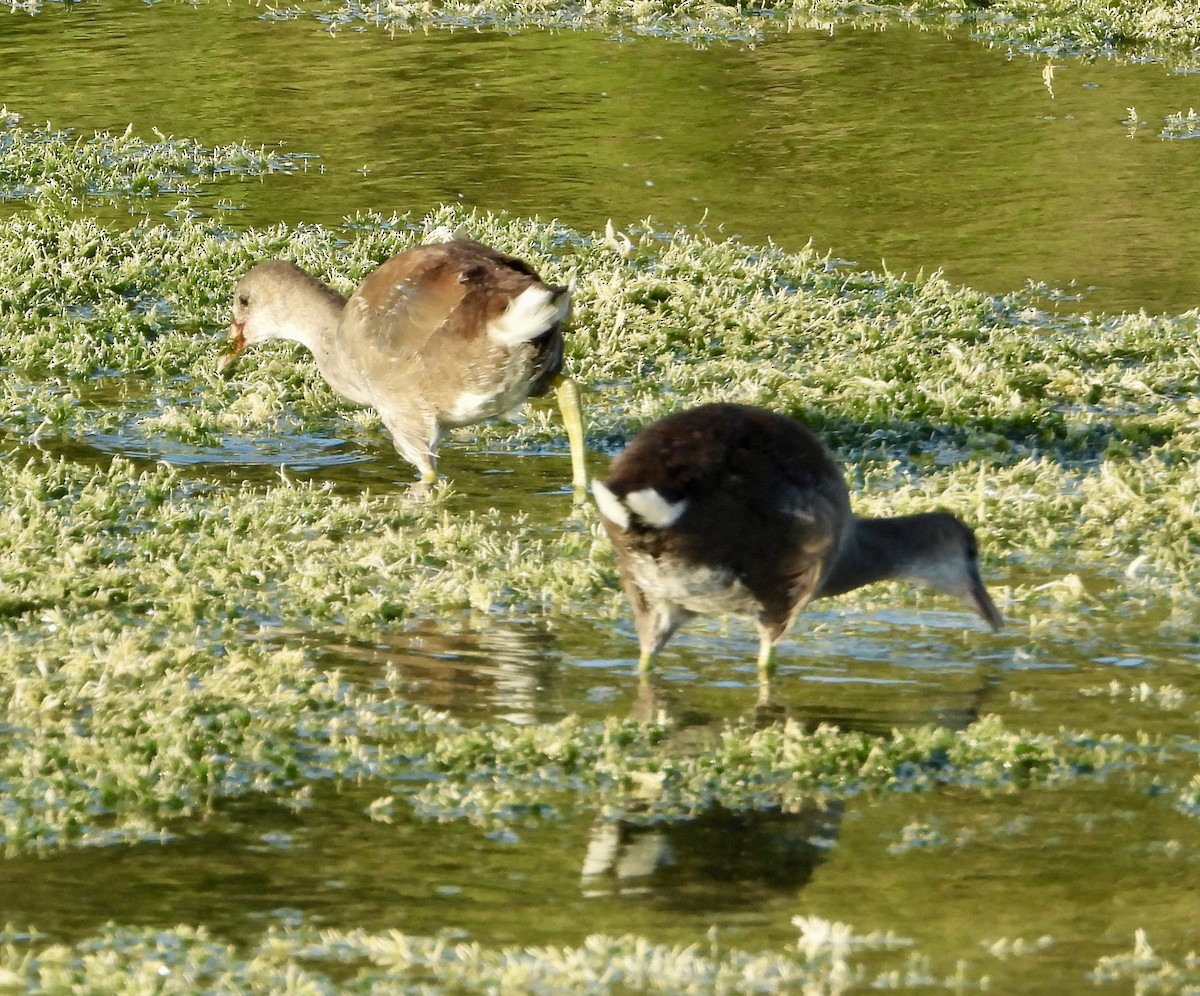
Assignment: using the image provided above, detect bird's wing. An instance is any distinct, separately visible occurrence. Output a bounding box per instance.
[348,250,475,359]
[764,477,846,619]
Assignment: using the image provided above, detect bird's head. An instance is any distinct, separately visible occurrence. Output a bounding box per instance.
[901,513,1003,631]
[217,260,324,376]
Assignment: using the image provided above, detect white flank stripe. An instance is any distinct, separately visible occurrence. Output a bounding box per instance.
[591,481,630,530]
[624,488,688,528]
[489,285,570,346]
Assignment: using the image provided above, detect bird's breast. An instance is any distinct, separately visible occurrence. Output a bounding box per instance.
[626,552,760,618]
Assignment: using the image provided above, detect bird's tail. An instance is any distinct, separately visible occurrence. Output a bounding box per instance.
[489,284,572,346]
[592,481,687,530]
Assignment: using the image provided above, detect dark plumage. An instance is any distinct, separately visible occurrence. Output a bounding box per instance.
[593,404,1002,691]
[219,239,586,490]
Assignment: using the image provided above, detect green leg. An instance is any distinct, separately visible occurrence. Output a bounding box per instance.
[756,638,776,705]
[553,374,588,498]
[757,637,777,677]
[411,457,438,494]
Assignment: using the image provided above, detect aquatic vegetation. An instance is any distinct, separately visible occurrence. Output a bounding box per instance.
[1,168,1199,853]
[0,917,1188,993]
[1090,929,1200,991]
[1177,772,1200,820]
[277,0,1200,65]
[405,712,1160,831]
[13,0,1200,64]
[0,917,968,993]
[0,107,316,207]
[1161,106,1200,139]
[1,191,1198,606]
[948,0,1200,61]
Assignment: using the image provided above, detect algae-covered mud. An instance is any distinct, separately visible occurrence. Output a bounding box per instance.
[2,0,1200,991]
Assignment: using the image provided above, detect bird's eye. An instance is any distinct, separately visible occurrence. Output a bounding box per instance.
[238,294,250,308]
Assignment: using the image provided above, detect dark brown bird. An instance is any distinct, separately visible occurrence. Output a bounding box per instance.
[593,404,1002,689]
[218,239,586,491]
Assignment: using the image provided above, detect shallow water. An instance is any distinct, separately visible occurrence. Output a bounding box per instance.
[3,3,1200,989]
[3,582,1199,989]
[4,2,1200,313]
[5,422,1200,986]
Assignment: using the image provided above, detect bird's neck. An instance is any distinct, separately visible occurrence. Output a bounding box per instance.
[275,282,367,404]
[309,323,368,405]
[818,515,926,598]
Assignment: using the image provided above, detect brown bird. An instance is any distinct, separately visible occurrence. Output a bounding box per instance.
[593,404,1002,694]
[218,238,587,492]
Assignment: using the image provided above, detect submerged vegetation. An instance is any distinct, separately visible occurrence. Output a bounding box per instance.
[1,0,1199,983]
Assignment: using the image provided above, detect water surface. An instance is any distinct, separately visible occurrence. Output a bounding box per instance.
[4,2,1200,312]
[3,4,1200,989]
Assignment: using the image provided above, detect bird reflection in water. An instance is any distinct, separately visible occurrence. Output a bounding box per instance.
[581,801,843,904]
[289,621,559,723]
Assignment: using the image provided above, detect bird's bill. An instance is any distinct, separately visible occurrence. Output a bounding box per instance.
[969,571,1004,631]
[217,322,246,376]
